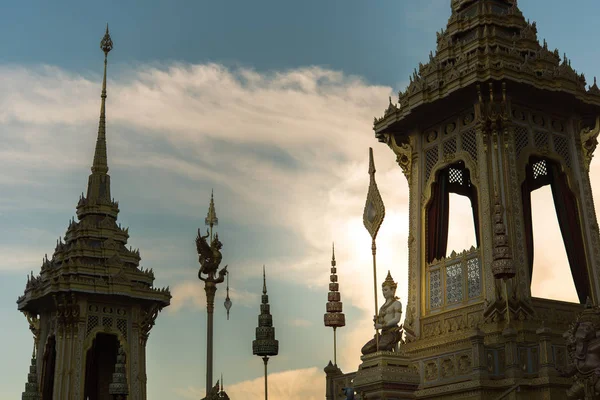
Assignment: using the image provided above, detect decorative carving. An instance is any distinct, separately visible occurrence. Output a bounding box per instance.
[425,362,438,381]
[560,300,600,399]
[580,116,600,172]
[140,303,161,345]
[387,135,412,180]
[441,358,455,378]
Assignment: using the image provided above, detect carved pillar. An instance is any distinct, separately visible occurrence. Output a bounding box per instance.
[470,328,488,380]
[502,327,521,378]
[536,327,557,377]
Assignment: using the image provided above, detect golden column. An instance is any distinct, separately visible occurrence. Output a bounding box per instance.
[197,191,229,397]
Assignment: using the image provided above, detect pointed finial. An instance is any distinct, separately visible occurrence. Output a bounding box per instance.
[263,265,267,295]
[101,24,113,55]
[368,147,376,175]
[331,242,336,266]
[90,24,112,176]
[221,373,223,391]
[205,189,219,228]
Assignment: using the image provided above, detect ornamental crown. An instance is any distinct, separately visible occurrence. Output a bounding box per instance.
[382,270,397,290]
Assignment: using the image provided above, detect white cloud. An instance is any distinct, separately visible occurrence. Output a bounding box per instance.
[169,280,259,313]
[288,318,312,327]
[174,367,323,400]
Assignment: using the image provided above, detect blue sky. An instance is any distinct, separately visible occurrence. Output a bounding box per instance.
[2,1,600,399]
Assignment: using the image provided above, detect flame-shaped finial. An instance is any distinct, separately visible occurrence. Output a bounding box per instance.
[100,24,113,55]
[205,189,219,228]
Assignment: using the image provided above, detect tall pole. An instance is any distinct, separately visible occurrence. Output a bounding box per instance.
[333,327,337,365]
[363,148,386,352]
[263,356,269,400]
[371,239,379,351]
[197,190,227,398]
[205,282,216,396]
[324,242,345,365]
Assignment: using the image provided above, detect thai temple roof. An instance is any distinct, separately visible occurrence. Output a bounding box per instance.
[374,0,600,137]
[16,25,171,313]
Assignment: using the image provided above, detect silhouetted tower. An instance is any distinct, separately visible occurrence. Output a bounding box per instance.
[16,26,170,400]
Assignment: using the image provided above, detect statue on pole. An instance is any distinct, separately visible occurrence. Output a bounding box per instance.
[361,271,403,354]
[197,190,229,398]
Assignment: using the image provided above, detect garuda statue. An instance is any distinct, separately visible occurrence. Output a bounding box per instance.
[196,229,228,282]
[560,299,600,399]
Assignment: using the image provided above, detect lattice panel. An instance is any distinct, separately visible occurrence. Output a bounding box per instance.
[553,134,571,168]
[448,167,464,185]
[461,128,477,162]
[534,131,549,149]
[443,137,457,158]
[446,263,463,304]
[430,269,442,309]
[467,257,481,299]
[514,126,529,157]
[102,316,113,328]
[117,319,128,339]
[86,315,99,336]
[532,159,548,180]
[425,146,439,183]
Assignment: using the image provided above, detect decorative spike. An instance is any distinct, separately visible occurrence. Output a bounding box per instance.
[252,265,279,358]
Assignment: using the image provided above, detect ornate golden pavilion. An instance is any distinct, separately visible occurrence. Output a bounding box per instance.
[16,26,171,400]
[327,0,600,399]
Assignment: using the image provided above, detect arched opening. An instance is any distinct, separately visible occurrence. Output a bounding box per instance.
[427,161,480,263]
[84,333,119,400]
[41,335,56,400]
[446,193,478,256]
[522,156,590,303]
[530,186,578,302]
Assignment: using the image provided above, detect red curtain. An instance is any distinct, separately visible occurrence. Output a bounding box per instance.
[522,168,535,280]
[548,162,591,303]
[427,169,450,263]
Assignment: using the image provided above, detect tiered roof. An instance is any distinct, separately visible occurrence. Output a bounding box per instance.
[17,26,170,313]
[375,0,600,136]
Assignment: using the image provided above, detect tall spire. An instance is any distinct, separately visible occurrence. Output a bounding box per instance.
[86,24,113,203]
[92,24,112,175]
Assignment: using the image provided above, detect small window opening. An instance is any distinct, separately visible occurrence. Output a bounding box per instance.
[530,186,579,302]
[446,193,478,257]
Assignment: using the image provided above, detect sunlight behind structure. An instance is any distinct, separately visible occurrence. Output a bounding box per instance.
[446,193,477,257]
[530,186,579,303]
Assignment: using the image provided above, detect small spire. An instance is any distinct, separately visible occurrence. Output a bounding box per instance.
[205,189,219,228]
[331,242,336,266]
[221,373,223,391]
[86,25,114,204]
[262,265,267,295]
[91,24,113,175]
